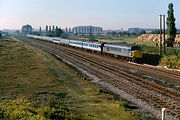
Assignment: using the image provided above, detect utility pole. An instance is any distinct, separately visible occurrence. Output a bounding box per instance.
[160,15,162,55]
[163,15,166,54]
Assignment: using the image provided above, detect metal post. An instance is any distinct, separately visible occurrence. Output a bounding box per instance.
[161,108,166,120]
[160,15,163,56]
[163,15,166,54]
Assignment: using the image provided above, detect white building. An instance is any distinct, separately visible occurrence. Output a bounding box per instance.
[72,26,103,35]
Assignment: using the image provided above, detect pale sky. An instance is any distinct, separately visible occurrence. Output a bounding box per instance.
[0,0,179,30]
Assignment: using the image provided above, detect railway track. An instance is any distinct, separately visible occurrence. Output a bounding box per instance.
[46,43,180,97]
[71,48,180,84]
[37,39,180,91]
[14,36,180,119]
[15,36,180,83]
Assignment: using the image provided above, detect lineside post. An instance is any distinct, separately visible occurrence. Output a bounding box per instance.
[159,14,163,56]
[161,108,166,120]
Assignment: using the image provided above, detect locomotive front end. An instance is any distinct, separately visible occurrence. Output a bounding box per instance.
[131,50,143,58]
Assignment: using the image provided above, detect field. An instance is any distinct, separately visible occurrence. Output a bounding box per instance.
[0,37,150,120]
[97,36,158,46]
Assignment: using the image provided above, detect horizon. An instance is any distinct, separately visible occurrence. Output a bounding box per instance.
[0,0,180,30]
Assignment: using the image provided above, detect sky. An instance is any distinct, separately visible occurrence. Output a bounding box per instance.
[0,0,180,30]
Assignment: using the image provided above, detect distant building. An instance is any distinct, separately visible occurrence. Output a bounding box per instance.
[72,26,103,35]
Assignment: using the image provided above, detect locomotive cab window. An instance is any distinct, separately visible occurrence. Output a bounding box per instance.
[131,46,141,51]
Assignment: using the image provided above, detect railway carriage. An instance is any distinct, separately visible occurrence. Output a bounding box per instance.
[60,38,70,45]
[41,36,53,42]
[82,42,101,52]
[69,40,83,48]
[52,37,60,44]
[27,35,53,42]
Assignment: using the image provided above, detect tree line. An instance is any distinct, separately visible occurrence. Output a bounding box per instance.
[21,25,63,37]
[45,25,63,37]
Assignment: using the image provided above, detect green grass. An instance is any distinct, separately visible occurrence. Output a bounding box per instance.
[0,37,150,120]
[138,45,180,68]
[160,55,180,69]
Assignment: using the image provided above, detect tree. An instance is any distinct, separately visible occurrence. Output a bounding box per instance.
[14,30,20,35]
[46,27,63,37]
[65,27,68,32]
[45,25,48,33]
[166,3,176,47]
[49,25,51,32]
[52,25,55,31]
[0,32,2,38]
[56,26,58,30]
[54,28,63,37]
[151,29,161,34]
[128,28,146,36]
[61,33,70,38]
[21,24,32,35]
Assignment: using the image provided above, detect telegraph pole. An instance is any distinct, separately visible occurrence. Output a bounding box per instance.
[159,15,163,56]
[163,15,166,54]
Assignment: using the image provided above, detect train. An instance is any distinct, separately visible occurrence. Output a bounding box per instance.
[27,35,143,62]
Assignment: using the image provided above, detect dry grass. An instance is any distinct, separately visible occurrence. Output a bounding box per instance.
[0,37,150,120]
[160,55,180,69]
